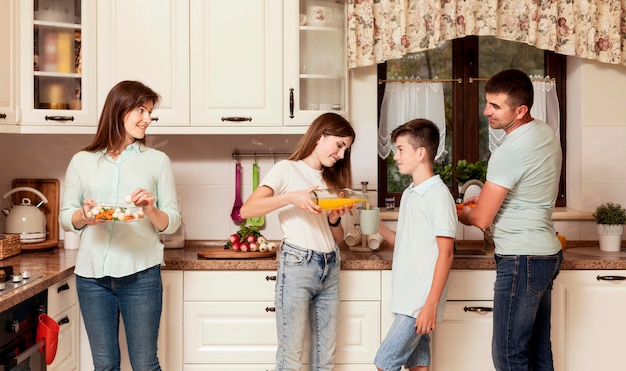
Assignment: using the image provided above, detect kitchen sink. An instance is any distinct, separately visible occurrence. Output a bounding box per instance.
[454,246,492,257]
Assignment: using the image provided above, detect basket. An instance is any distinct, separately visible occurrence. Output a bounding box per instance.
[0,234,21,260]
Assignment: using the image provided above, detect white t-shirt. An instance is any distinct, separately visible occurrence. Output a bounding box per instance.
[487,119,562,255]
[260,160,337,253]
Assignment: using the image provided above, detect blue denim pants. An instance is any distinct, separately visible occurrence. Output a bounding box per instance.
[275,242,341,371]
[76,265,163,371]
[493,252,562,371]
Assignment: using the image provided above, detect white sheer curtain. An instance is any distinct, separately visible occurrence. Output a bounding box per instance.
[378,81,446,160]
[489,77,560,153]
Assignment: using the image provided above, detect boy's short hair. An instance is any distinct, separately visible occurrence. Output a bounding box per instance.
[390,119,440,163]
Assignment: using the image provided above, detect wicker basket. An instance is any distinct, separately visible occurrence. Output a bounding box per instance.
[0,234,21,260]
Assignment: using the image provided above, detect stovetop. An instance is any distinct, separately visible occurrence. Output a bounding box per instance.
[0,267,43,297]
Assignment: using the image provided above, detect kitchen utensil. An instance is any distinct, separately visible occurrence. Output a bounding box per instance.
[11,179,59,251]
[246,162,265,227]
[230,162,245,223]
[2,187,48,244]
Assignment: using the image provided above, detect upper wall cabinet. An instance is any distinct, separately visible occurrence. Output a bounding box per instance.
[284,0,348,127]
[0,0,18,126]
[189,0,284,132]
[18,0,97,132]
[97,0,189,127]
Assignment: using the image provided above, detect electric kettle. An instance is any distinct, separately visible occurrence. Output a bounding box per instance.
[1,187,48,243]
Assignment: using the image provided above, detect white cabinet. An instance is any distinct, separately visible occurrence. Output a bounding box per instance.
[97,0,189,127]
[47,275,79,371]
[382,270,496,371]
[18,0,98,131]
[0,0,18,125]
[189,0,283,130]
[284,0,348,126]
[551,270,626,371]
[184,270,380,369]
[79,270,183,371]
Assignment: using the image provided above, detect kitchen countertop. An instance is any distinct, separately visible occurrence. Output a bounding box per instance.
[381,207,594,221]
[164,240,626,271]
[0,247,77,313]
[3,239,625,313]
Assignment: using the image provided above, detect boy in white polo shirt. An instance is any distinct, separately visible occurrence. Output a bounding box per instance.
[375,119,457,371]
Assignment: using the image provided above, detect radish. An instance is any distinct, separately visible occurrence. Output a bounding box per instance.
[246,235,256,243]
[240,242,250,252]
[231,241,241,251]
[257,236,267,245]
[267,241,278,251]
[249,241,258,252]
[259,242,269,252]
[229,233,240,243]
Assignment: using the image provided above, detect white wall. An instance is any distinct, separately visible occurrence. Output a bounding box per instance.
[1,59,625,242]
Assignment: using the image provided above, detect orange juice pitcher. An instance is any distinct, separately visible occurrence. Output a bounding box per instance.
[310,189,369,211]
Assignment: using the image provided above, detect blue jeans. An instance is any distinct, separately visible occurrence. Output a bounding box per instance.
[76,265,163,371]
[493,252,562,371]
[275,242,341,371]
[375,313,431,370]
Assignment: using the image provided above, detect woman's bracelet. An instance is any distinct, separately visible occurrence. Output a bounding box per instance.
[328,216,341,228]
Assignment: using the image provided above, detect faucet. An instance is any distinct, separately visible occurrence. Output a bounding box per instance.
[458,179,484,203]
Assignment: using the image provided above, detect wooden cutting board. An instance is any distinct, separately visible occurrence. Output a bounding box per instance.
[198,247,276,259]
[10,179,60,251]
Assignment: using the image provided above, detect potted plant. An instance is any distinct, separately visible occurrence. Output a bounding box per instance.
[453,159,488,185]
[592,202,626,252]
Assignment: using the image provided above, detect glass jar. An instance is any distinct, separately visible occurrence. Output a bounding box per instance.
[309,188,369,211]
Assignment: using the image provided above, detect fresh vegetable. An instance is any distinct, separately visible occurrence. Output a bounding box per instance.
[224,224,265,251]
[86,205,144,222]
[240,242,250,252]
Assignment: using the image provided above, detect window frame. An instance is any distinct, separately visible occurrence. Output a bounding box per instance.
[377,36,567,207]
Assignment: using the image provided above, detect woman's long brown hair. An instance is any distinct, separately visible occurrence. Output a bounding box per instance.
[289,112,355,189]
[83,81,160,153]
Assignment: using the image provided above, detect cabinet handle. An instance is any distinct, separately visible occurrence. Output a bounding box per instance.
[57,282,70,293]
[57,316,70,326]
[45,115,74,121]
[150,116,159,122]
[265,275,276,281]
[463,306,493,313]
[288,88,294,118]
[0,113,6,119]
[221,116,252,122]
[596,275,626,281]
[265,307,276,312]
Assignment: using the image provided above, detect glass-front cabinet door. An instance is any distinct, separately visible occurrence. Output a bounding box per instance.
[20,0,96,130]
[284,0,347,126]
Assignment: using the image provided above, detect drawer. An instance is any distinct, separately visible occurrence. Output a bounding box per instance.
[184,271,277,301]
[340,270,381,300]
[48,275,77,317]
[446,270,496,300]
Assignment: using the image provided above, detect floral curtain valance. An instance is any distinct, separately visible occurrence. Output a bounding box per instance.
[347,0,626,69]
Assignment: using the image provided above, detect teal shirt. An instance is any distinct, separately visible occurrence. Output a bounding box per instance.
[59,142,181,278]
[487,120,562,255]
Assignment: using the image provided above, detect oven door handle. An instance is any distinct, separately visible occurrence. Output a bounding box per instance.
[9,339,46,367]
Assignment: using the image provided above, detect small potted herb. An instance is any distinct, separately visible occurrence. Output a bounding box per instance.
[453,159,488,185]
[592,202,626,251]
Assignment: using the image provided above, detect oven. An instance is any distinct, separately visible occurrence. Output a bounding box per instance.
[0,290,47,371]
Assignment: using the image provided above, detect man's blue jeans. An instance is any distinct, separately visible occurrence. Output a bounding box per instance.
[493,252,562,371]
[76,265,163,371]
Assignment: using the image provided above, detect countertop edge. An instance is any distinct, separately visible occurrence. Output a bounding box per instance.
[381,207,594,221]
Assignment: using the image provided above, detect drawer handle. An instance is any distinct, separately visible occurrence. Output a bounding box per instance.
[150,116,159,122]
[463,306,493,313]
[265,275,276,281]
[58,316,70,325]
[221,116,252,122]
[596,275,626,281]
[0,113,6,119]
[265,307,276,312]
[57,282,70,293]
[45,115,74,121]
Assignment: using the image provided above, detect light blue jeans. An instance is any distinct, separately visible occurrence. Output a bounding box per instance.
[375,313,431,370]
[76,265,163,371]
[275,242,341,371]
[493,252,562,371]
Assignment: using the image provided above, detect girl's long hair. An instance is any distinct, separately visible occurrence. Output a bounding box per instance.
[83,80,160,153]
[289,112,355,189]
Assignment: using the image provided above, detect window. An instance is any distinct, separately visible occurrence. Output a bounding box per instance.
[378,36,566,207]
